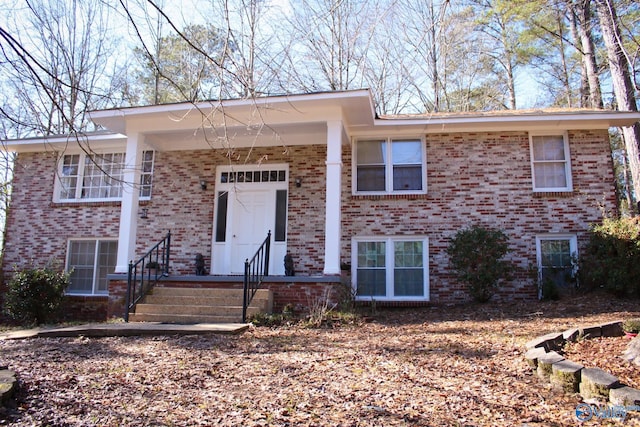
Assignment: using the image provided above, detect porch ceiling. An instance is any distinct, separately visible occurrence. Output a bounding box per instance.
[142,121,329,151]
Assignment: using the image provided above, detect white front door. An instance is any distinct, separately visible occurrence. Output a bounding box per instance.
[211,165,288,275]
[230,189,272,273]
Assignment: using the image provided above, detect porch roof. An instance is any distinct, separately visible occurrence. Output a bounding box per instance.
[4,90,640,152]
[373,108,640,135]
[88,90,376,151]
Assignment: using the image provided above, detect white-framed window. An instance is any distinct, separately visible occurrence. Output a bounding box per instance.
[535,234,578,293]
[66,239,118,295]
[352,236,429,301]
[140,150,155,198]
[529,133,572,192]
[354,137,426,194]
[56,151,155,201]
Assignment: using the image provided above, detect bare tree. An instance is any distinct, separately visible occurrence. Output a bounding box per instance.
[216,0,281,98]
[283,0,378,92]
[397,0,451,112]
[360,21,410,114]
[594,0,640,209]
[0,0,121,136]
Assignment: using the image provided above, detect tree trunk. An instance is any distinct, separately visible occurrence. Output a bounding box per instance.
[575,0,603,108]
[566,1,590,107]
[594,0,640,210]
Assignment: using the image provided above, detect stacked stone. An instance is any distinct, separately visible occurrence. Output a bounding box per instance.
[0,367,16,405]
[525,321,640,406]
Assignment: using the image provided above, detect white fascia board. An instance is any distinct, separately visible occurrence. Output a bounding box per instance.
[3,132,127,153]
[371,111,640,134]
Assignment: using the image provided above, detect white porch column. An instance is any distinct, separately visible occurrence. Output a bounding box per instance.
[323,120,343,275]
[115,132,143,273]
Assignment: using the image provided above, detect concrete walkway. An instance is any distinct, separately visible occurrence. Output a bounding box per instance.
[0,322,249,340]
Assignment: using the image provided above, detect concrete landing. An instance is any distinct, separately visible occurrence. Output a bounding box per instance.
[0,322,249,340]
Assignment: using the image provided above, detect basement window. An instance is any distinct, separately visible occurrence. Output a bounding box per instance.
[352,236,429,301]
[66,239,118,295]
[536,234,577,297]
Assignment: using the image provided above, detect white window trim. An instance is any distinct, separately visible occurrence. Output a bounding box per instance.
[65,238,118,296]
[139,150,155,198]
[352,137,427,195]
[53,150,153,203]
[215,164,289,190]
[529,132,573,192]
[535,233,578,297]
[351,236,430,301]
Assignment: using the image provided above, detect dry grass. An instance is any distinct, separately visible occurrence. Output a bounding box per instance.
[1,293,639,426]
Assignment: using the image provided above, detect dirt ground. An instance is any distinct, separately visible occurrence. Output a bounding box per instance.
[1,294,639,426]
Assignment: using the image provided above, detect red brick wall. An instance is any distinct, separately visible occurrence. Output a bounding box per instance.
[2,128,617,316]
[265,281,342,313]
[0,152,121,321]
[2,151,121,279]
[107,279,128,319]
[341,130,617,303]
[62,296,109,322]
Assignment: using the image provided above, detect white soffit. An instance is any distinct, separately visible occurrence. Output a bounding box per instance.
[3,132,127,153]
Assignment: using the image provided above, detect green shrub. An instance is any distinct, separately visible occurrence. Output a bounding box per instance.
[3,266,71,325]
[447,225,512,303]
[622,318,640,333]
[540,276,561,301]
[578,217,640,297]
[249,312,291,327]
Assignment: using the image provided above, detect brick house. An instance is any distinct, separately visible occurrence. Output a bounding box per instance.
[3,90,640,321]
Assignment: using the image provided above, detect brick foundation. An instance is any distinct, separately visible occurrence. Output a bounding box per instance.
[62,296,109,322]
[264,281,343,313]
[106,276,344,320]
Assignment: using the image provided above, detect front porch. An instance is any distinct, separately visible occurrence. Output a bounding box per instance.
[105,274,344,322]
[89,93,367,280]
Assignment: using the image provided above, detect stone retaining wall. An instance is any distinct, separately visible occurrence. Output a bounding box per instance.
[525,321,640,406]
[0,367,16,406]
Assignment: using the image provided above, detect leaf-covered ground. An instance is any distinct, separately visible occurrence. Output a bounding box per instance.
[564,336,640,390]
[1,295,640,426]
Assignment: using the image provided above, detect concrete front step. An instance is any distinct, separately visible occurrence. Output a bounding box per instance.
[127,313,246,324]
[152,287,270,298]
[129,287,272,324]
[134,304,262,317]
[143,295,271,310]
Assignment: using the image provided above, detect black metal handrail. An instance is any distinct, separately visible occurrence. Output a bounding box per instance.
[125,231,171,322]
[243,231,271,323]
